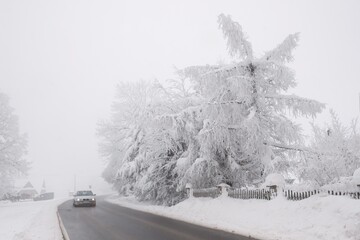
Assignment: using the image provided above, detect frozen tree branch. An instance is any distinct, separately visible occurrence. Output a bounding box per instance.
[264,33,300,63]
[218,14,253,60]
[264,141,312,153]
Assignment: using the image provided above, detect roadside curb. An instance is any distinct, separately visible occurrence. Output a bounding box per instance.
[57,211,70,240]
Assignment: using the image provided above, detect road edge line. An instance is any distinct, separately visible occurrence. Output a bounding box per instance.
[57,210,70,240]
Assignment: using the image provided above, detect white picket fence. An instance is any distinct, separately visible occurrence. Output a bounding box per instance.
[228,188,276,200]
[191,186,277,200]
[283,189,360,200]
[189,185,360,201]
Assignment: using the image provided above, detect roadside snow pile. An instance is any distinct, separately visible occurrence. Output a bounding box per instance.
[0,199,64,240]
[107,194,360,240]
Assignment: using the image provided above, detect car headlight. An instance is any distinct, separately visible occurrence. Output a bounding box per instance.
[76,198,80,201]
[91,198,95,201]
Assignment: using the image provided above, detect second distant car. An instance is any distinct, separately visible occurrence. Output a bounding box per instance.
[73,190,96,207]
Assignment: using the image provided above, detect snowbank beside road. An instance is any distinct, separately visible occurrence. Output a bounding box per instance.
[0,199,65,240]
[107,194,360,240]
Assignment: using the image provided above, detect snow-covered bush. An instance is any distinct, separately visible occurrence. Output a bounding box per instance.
[319,168,360,193]
[262,173,285,189]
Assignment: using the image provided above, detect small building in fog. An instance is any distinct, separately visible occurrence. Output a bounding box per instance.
[18,181,38,199]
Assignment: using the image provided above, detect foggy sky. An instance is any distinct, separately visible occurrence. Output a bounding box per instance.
[1,0,359,197]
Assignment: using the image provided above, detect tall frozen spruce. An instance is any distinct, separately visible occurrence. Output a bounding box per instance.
[98,14,324,205]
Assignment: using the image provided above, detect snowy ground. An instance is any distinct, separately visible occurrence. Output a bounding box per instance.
[107,194,360,240]
[1,194,359,240]
[0,199,65,240]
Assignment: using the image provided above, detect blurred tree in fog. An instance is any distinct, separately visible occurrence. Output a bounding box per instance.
[0,92,28,197]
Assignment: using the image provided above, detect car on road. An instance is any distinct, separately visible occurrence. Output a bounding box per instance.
[73,190,96,207]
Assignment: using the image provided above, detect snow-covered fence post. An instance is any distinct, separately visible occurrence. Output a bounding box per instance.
[217,183,230,197]
[186,183,193,198]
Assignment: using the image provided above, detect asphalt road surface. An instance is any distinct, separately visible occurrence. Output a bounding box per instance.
[58,196,258,240]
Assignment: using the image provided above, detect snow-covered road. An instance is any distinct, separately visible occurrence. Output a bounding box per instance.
[0,199,65,240]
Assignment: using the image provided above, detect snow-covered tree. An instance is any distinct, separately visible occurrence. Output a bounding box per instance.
[98,81,158,191]
[97,80,185,203]
[98,14,324,205]
[173,14,324,187]
[98,78,201,204]
[298,110,360,185]
[0,92,28,196]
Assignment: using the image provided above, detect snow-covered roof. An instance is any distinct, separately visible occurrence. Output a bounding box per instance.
[18,181,38,195]
[23,181,35,189]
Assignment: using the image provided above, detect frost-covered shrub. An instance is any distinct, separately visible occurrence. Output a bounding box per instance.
[320,176,360,192]
[298,111,360,186]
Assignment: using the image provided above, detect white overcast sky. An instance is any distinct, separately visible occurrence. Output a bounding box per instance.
[1,0,359,196]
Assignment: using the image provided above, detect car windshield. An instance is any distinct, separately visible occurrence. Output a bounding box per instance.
[75,191,93,196]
